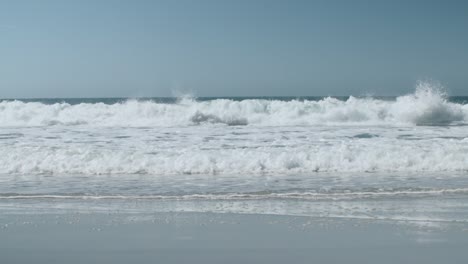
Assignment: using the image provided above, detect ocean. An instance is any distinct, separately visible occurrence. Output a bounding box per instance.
[1,84,468,224]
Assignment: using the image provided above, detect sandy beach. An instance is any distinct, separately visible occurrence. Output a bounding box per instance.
[2,211,468,264]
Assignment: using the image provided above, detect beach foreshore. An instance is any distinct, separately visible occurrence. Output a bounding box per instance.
[1,211,467,264]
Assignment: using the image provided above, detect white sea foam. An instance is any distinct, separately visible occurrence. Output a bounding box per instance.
[0,124,467,175]
[0,82,466,127]
[0,83,467,176]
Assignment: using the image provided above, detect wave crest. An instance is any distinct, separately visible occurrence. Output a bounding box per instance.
[391,82,465,125]
[0,83,466,127]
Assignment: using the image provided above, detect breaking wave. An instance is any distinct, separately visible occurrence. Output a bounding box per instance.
[0,82,466,127]
[1,82,467,176]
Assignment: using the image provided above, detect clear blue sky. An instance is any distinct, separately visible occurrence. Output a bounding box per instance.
[1,0,467,98]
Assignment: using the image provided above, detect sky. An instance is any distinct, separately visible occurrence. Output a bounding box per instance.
[0,0,467,98]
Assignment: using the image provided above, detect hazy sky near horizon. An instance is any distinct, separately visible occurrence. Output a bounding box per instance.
[1,0,467,98]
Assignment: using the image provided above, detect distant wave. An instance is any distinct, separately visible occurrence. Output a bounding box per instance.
[1,82,466,127]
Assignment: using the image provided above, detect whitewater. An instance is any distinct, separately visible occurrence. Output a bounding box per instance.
[0,82,467,176]
[1,83,467,128]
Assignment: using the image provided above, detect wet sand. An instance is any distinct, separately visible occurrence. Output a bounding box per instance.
[1,212,468,264]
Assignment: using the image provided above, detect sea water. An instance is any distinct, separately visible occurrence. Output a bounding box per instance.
[1,82,468,225]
